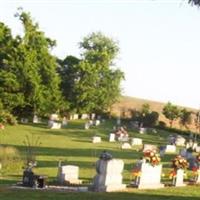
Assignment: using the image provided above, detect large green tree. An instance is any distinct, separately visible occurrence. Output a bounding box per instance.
[61,32,124,114]
[0,22,24,112]
[13,11,63,116]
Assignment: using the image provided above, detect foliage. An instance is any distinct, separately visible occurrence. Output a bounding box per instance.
[162,102,180,128]
[172,155,188,170]
[14,10,63,116]
[130,104,159,127]
[143,149,161,166]
[0,22,24,112]
[0,111,17,125]
[179,108,192,130]
[60,32,124,114]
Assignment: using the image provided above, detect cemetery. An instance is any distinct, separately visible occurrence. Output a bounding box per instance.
[1,1,200,199]
[1,117,200,200]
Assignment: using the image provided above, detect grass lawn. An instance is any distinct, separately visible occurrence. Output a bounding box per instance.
[0,119,199,200]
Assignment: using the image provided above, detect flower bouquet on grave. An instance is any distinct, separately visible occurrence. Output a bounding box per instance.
[143,149,161,167]
[169,155,188,179]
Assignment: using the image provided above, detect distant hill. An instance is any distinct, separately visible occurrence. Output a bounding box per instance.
[111,96,197,130]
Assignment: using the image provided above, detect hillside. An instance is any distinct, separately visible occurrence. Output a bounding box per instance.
[111,96,197,130]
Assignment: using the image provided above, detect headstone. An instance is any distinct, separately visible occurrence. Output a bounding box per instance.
[48,121,61,129]
[165,145,176,153]
[139,127,147,134]
[92,159,126,192]
[57,165,82,185]
[118,135,129,142]
[196,146,200,153]
[121,143,131,149]
[92,136,101,143]
[50,114,59,121]
[135,163,164,189]
[175,136,186,146]
[116,118,121,125]
[84,122,90,130]
[143,144,157,152]
[168,135,176,145]
[131,138,143,146]
[33,115,39,123]
[172,169,186,187]
[81,114,89,120]
[21,118,28,123]
[91,113,96,120]
[62,117,68,127]
[73,114,79,120]
[95,120,100,126]
[109,133,115,142]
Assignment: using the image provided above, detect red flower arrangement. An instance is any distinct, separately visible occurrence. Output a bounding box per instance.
[143,149,161,167]
[172,155,188,170]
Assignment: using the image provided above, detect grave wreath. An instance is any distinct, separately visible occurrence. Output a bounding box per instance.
[143,149,161,167]
[169,155,188,179]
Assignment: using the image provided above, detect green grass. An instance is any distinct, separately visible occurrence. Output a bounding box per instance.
[0,119,199,200]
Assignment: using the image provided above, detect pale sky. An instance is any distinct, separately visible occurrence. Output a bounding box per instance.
[0,0,200,109]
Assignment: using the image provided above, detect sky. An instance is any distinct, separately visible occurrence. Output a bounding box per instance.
[0,0,200,109]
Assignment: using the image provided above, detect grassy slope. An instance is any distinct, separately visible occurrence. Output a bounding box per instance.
[0,120,199,199]
[111,96,197,130]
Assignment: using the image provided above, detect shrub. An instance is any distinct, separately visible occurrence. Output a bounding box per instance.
[0,111,17,125]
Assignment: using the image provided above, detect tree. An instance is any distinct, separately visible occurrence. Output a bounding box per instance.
[13,10,63,116]
[60,32,124,114]
[179,108,192,130]
[0,22,24,112]
[162,102,180,128]
[58,55,80,113]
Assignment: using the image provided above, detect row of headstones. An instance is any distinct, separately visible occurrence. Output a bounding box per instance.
[57,158,199,192]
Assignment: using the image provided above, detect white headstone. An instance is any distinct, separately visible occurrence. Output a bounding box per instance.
[136,163,164,189]
[92,159,126,192]
[143,144,157,152]
[33,115,39,123]
[62,117,68,127]
[73,114,79,120]
[121,143,131,149]
[175,136,186,146]
[58,165,82,184]
[81,114,89,120]
[95,120,100,126]
[131,138,143,146]
[49,121,61,129]
[139,127,147,134]
[92,136,101,143]
[109,133,115,142]
[165,145,176,153]
[85,122,90,130]
[50,114,59,121]
[196,146,200,153]
[173,169,186,187]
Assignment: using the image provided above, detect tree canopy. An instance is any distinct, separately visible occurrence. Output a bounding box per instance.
[60,32,124,114]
